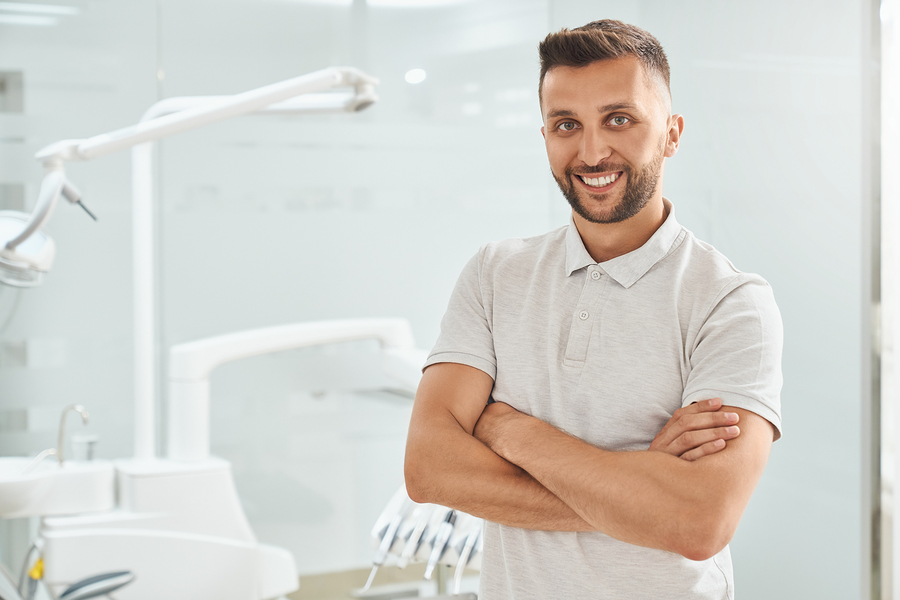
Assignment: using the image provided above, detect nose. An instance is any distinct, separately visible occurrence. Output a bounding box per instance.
[577,126,612,166]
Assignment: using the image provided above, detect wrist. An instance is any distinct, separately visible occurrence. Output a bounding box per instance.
[492,411,536,462]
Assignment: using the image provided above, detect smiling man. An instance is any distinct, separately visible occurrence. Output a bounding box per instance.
[405,20,782,600]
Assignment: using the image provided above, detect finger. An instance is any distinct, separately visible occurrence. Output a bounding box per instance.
[680,439,726,462]
[674,398,724,419]
[669,425,740,456]
[652,408,738,448]
[655,399,724,439]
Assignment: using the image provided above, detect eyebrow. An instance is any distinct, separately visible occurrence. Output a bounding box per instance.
[546,102,640,119]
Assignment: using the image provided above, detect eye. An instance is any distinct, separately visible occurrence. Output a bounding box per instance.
[609,116,630,126]
[557,121,579,132]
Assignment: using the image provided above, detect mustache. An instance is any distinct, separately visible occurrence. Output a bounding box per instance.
[568,163,629,176]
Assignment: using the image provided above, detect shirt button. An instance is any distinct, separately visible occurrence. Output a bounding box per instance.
[579,310,589,320]
[590,271,601,280]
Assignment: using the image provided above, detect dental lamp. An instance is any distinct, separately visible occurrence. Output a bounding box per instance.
[0,67,377,290]
[4,67,379,462]
[0,172,90,287]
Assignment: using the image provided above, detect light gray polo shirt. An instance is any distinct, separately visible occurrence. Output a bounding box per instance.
[424,204,783,600]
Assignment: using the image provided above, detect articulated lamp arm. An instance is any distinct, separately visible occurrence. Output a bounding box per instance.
[3,66,379,285]
[167,319,426,462]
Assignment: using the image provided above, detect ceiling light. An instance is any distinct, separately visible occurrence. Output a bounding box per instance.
[405,69,426,84]
[0,2,79,15]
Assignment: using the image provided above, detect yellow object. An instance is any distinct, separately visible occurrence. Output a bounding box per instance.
[28,557,43,580]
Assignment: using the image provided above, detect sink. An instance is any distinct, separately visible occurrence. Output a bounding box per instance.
[0,457,55,517]
[0,457,114,518]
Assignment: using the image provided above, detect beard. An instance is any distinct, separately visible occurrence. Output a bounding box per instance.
[552,140,665,224]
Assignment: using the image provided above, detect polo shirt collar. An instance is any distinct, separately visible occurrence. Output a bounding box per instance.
[565,199,685,289]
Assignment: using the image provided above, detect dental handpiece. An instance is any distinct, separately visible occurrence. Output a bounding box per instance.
[452,521,483,595]
[363,500,410,592]
[423,510,456,580]
[397,507,431,569]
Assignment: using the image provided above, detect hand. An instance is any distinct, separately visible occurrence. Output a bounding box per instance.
[649,398,740,461]
[473,401,523,457]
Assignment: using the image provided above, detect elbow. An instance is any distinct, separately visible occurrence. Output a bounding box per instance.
[403,448,432,505]
[673,515,736,562]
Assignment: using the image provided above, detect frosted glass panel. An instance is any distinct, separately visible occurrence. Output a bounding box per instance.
[0,0,873,595]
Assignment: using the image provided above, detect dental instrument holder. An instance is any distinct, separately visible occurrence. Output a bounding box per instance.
[424,511,456,581]
[369,487,484,596]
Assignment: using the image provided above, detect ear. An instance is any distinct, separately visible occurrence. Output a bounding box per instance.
[664,114,684,158]
[540,125,546,140]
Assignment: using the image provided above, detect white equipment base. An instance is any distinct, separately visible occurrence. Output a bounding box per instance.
[40,458,297,600]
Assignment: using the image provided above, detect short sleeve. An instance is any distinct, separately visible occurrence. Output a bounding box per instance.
[682,276,784,440]
[423,248,497,380]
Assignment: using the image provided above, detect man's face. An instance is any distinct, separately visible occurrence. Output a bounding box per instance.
[540,57,679,224]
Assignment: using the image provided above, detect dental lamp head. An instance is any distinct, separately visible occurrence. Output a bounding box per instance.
[0,169,94,288]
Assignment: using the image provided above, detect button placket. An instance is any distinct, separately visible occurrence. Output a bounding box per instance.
[563,267,606,366]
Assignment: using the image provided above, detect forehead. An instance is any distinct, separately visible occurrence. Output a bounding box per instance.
[541,57,659,117]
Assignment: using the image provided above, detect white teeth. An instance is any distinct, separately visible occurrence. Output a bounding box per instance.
[580,173,619,187]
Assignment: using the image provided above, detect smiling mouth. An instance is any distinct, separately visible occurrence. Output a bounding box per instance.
[576,172,622,189]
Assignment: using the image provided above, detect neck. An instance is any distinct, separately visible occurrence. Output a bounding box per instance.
[574,196,668,263]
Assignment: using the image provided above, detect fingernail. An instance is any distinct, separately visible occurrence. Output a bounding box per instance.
[726,426,739,435]
[725,412,738,423]
[714,439,725,448]
[708,398,722,407]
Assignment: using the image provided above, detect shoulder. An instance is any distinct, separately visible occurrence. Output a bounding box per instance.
[472,225,568,278]
[478,225,567,263]
[670,230,777,311]
[658,227,781,337]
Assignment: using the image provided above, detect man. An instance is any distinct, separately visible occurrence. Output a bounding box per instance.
[405,19,782,600]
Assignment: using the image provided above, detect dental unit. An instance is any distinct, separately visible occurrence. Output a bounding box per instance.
[453,521,483,595]
[397,504,431,569]
[364,498,412,592]
[0,67,442,600]
[368,488,484,596]
[424,510,457,580]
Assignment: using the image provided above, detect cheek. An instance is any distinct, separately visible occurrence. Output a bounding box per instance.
[545,139,574,172]
[619,133,659,165]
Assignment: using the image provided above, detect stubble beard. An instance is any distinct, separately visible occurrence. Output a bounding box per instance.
[553,140,666,224]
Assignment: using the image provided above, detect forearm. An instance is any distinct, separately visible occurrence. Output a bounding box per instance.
[405,407,593,531]
[485,409,771,560]
[502,418,714,554]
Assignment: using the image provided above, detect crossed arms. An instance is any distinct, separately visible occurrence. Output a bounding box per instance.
[404,362,775,561]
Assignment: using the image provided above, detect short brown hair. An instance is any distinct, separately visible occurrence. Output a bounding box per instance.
[538,20,670,107]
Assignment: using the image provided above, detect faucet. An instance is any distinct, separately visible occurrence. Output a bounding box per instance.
[57,404,89,465]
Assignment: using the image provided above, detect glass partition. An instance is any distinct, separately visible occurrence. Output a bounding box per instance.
[0,0,877,597]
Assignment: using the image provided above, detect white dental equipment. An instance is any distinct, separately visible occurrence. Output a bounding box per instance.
[0,68,419,600]
[8,66,378,465]
[397,504,431,569]
[369,487,484,589]
[37,318,426,599]
[364,498,413,592]
[58,571,135,600]
[452,521,482,595]
[424,510,457,580]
